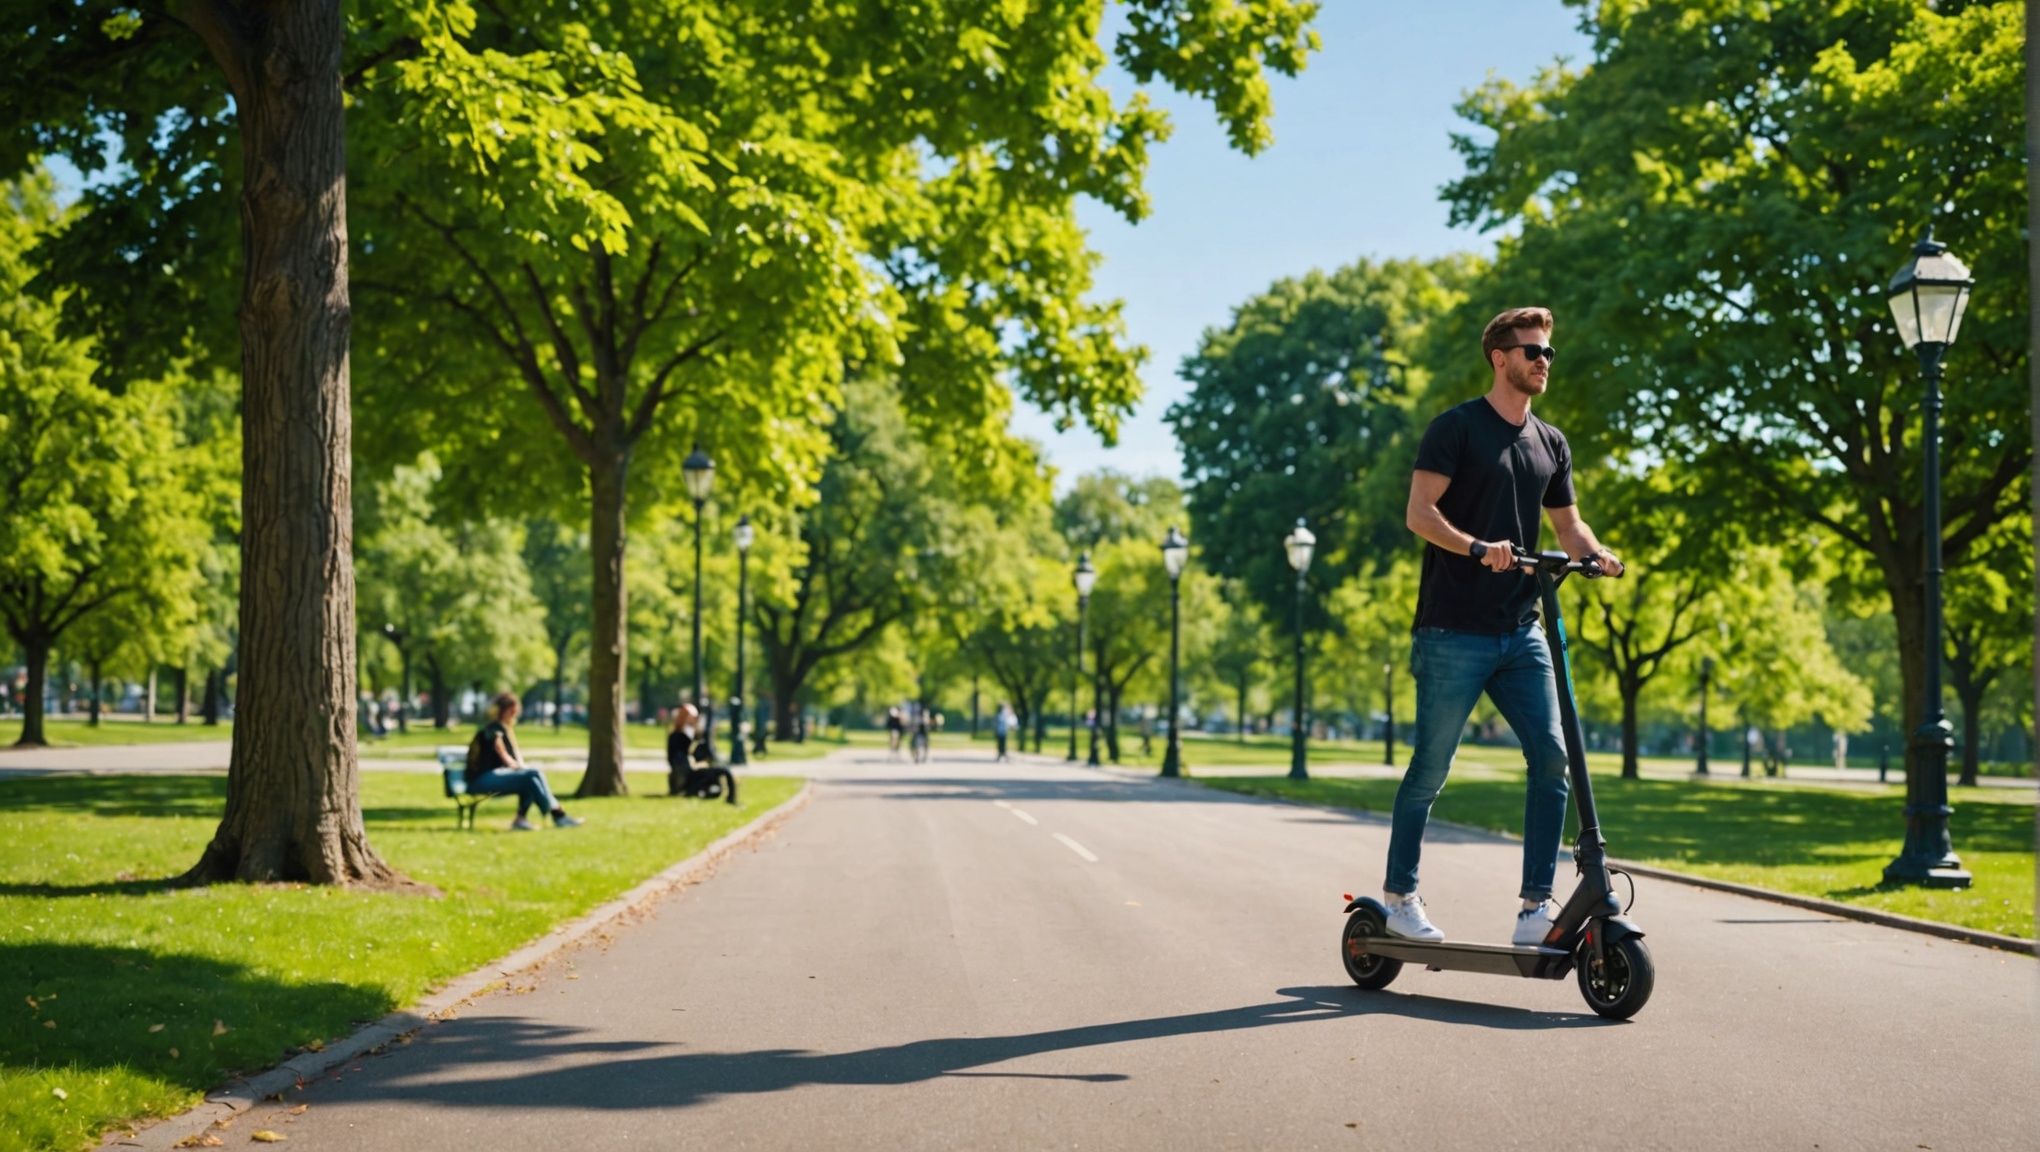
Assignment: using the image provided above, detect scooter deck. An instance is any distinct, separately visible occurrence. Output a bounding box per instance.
[1359,936,1572,979]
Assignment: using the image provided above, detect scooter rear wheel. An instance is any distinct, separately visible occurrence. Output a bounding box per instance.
[1341,908,1403,990]
[1576,936,1654,1019]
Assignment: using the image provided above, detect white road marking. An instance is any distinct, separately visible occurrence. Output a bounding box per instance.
[1053,833,1098,863]
[993,800,1038,825]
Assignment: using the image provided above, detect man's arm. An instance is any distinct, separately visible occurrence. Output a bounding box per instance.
[1408,469,1517,572]
[1545,504,1625,576]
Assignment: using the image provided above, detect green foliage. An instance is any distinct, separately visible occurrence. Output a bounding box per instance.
[0,172,207,742]
[0,771,803,1152]
[1171,256,1471,628]
[354,458,551,725]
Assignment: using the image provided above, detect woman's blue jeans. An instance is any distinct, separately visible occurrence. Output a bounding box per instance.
[470,768,559,818]
[1384,623,1571,902]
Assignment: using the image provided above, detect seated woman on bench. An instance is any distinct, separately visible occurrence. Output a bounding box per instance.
[668,703,738,803]
[470,692,585,830]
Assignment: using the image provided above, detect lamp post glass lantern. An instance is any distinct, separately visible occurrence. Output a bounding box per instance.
[1881,234,1974,888]
[1160,527,1189,777]
[1069,553,1096,761]
[1283,519,1315,781]
[729,514,754,766]
[682,444,716,761]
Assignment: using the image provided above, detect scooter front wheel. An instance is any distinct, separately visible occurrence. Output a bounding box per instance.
[1340,908,1403,991]
[1576,936,1654,1019]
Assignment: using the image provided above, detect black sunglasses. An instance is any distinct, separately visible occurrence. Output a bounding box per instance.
[1508,343,1556,363]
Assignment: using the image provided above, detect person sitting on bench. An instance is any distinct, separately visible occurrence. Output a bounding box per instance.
[469,692,585,830]
[668,703,738,803]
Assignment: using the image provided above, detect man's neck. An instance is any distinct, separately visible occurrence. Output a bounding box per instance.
[1483,384,1532,426]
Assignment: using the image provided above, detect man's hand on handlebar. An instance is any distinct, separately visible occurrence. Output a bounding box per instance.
[1592,549,1625,578]
[1469,540,1517,572]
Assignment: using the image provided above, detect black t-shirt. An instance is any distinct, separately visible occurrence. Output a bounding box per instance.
[468,721,518,783]
[1411,397,1576,634]
[667,729,706,771]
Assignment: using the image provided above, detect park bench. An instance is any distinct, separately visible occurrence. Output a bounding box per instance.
[438,745,503,829]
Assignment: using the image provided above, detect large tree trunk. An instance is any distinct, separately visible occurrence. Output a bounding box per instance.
[15,637,49,746]
[144,667,156,723]
[88,661,103,727]
[174,666,190,724]
[179,0,404,888]
[579,459,630,796]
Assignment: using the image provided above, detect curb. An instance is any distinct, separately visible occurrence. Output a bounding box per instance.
[99,780,815,1151]
[1156,773,2036,958]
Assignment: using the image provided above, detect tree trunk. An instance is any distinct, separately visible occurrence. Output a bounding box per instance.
[579,458,630,796]
[174,666,190,724]
[427,660,450,729]
[1619,673,1641,780]
[15,636,49,746]
[1236,675,1248,743]
[144,667,156,723]
[1955,680,1987,787]
[88,661,103,726]
[1105,682,1123,763]
[179,0,402,887]
[201,668,222,726]
[552,639,568,731]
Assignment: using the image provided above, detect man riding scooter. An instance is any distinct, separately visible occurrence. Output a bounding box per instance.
[1384,306,1624,946]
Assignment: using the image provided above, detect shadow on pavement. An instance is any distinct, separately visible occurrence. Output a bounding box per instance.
[325,985,1604,1112]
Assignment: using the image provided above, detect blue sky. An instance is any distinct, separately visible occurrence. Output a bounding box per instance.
[1014,1,1593,486]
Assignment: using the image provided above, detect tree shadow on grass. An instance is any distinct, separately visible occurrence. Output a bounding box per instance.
[2,941,393,1104]
[0,774,225,818]
[312,985,1606,1114]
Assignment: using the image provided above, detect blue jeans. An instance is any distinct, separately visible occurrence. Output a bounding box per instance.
[1384,624,1571,901]
[470,768,559,818]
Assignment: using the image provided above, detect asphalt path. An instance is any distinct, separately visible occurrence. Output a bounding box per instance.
[197,749,2036,1149]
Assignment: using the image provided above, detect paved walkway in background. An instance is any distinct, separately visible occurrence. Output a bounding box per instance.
[201,747,2032,1150]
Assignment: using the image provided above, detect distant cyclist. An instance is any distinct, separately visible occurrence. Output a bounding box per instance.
[1383,307,1622,946]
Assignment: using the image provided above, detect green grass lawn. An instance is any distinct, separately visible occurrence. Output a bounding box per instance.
[0,770,803,1152]
[0,718,235,748]
[1195,772,2035,942]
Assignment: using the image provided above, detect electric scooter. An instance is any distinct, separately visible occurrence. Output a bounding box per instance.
[1338,546,1655,1020]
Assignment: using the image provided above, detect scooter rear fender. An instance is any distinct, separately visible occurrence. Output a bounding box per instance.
[1343,896,1389,917]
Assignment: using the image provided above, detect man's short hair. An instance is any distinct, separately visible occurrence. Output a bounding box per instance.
[1481,307,1554,362]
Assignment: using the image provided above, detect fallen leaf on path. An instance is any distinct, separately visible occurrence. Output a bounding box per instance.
[288,1105,308,1115]
[251,1130,287,1142]
[171,1133,223,1147]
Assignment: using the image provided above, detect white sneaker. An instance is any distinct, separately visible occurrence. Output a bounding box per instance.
[1384,894,1444,941]
[1513,899,1560,947]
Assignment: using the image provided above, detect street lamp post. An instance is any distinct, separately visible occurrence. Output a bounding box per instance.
[1068,553,1096,761]
[1160,527,1189,778]
[682,444,717,762]
[1283,519,1315,781]
[1696,656,1713,776]
[1881,234,1975,889]
[1382,661,1395,767]
[730,514,754,767]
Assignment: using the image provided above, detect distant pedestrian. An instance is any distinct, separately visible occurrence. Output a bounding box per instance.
[467,693,584,830]
[993,702,1014,762]
[911,706,931,763]
[886,706,905,760]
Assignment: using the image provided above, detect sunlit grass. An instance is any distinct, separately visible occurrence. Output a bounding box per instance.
[1196,772,2035,941]
[0,771,803,1152]
[0,718,235,748]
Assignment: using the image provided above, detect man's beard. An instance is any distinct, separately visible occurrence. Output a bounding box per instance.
[1506,360,1547,397]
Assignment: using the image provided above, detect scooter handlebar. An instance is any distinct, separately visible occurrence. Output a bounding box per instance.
[1467,541,1617,578]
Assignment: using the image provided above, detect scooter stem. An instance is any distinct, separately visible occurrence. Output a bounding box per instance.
[1537,568,1607,869]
